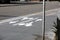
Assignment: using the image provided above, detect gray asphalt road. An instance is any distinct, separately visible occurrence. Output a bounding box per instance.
[0,1,60,20]
[0,1,59,40]
[0,13,57,40]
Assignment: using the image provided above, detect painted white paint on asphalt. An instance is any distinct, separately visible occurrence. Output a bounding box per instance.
[9,20,19,24]
[35,19,42,22]
[13,22,25,26]
[21,17,29,20]
[25,22,33,27]
[0,8,60,24]
[9,17,42,27]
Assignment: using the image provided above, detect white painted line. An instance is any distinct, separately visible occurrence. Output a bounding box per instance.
[25,22,33,27]
[0,16,24,24]
[0,8,60,24]
[11,17,42,27]
[9,20,19,24]
[18,22,25,26]
[21,17,29,20]
[13,22,25,26]
[35,19,42,22]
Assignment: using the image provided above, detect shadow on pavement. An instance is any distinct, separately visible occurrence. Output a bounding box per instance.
[0,15,17,20]
[0,15,16,17]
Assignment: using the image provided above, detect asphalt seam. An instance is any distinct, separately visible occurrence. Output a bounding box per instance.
[0,8,60,24]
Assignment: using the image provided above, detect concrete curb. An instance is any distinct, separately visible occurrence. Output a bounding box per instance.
[0,4,22,7]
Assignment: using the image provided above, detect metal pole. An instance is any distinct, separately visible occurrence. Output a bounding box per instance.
[42,0,45,40]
